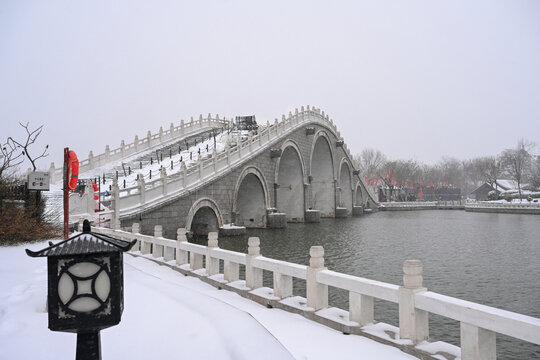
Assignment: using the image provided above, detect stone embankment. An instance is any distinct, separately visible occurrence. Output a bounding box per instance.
[379,201,465,211]
[91,221,540,360]
[464,202,540,215]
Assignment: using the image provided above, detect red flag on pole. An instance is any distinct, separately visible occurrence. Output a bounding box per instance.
[418,187,423,198]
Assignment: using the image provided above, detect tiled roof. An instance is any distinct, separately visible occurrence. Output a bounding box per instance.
[26,231,135,257]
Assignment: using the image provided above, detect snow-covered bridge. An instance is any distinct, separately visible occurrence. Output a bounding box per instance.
[51,106,378,238]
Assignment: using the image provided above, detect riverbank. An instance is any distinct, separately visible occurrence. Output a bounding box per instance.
[378,201,540,214]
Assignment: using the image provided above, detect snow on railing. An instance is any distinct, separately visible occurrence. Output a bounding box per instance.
[107,106,377,218]
[88,222,540,360]
[49,115,231,183]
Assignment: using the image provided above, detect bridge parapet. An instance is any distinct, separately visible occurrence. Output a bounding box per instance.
[50,115,232,183]
[91,223,540,360]
[113,106,377,218]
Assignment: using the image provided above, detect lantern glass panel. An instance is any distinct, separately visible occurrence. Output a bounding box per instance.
[69,297,101,312]
[57,260,112,313]
[95,271,111,302]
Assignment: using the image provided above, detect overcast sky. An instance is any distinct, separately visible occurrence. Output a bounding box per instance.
[1,0,539,171]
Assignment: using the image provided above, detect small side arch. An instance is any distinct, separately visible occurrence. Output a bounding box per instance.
[354,180,364,206]
[308,130,336,179]
[186,197,223,236]
[274,140,306,222]
[309,130,336,216]
[274,140,307,184]
[337,158,353,213]
[233,166,270,227]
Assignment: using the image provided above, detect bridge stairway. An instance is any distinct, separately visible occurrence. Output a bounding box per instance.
[79,127,229,191]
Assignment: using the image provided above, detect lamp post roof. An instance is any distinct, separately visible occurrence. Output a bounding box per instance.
[26,221,136,258]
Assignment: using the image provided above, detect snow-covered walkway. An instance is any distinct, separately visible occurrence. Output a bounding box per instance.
[0,241,417,360]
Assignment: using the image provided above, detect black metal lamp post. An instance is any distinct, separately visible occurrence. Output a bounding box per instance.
[26,220,136,360]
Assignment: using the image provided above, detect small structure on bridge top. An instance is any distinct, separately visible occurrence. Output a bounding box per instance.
[26,220,136,360]
[234,115,258,131]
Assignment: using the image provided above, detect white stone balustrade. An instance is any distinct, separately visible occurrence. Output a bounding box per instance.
[87,223,540,360]
[49,116,231,181]
[109,108,378,219]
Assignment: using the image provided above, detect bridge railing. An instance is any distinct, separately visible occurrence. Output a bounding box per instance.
[112,106,380,218]
[88,222,540,359]
[49,116,231,183]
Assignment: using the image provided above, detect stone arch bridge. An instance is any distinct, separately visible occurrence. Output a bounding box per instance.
[58,106,378,238]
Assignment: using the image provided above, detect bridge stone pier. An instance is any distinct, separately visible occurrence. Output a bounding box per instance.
[101,106,378,239]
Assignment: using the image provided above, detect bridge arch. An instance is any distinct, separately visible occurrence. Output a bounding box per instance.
[309,131,336,217]
[186,197,223,236]
[275,140,306,222]
[338,158,353,215]
[354,181,364,206]
[233,166,269,228]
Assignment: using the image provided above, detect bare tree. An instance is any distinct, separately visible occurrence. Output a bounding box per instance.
[500,139,534,201]
[8,122,49,172]
[528,155,540,189]
[354,148,386,182]
[470,156,502,197]
[0,139,25,180]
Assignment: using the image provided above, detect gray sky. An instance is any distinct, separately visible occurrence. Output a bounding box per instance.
[1,0,539,171]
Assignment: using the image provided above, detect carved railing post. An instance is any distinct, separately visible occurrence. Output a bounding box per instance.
[206,232,219,276]
[176,228,188,266]
[245,237,263,289]
[152,225,163,258]
[307,246,328,310]
[137,174,146,204]
[179,119,185,136]
[180,161,187,187]
[111,178,120,230]
[399,260,429,344]
[88,151,94,169]
[131,223,140,252]
[134,135,139,151]
[160,167,168,195]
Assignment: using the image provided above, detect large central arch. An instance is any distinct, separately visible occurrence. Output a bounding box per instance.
[339,159,353,215]
[233,166,269,228]
[275,141,305,222]
[309,132,335,217]
[186,198,223,236]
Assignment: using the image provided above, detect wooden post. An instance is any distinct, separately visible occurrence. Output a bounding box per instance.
[63,147,69,239]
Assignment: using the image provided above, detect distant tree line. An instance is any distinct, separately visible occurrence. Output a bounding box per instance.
[354,139,540,200]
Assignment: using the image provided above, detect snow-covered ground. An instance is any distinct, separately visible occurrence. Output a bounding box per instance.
[1,241,418,360]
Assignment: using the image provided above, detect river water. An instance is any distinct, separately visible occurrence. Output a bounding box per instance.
[198,210,540,359]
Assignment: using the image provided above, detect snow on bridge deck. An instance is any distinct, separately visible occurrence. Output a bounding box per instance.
[1,241,417,360]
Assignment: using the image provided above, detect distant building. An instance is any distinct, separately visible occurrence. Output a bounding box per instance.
[469,179,519,201]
